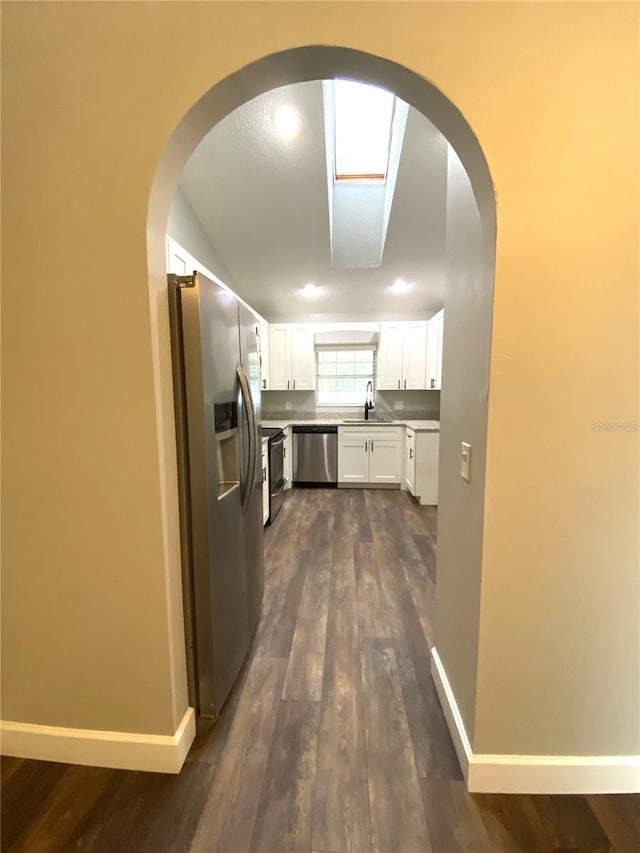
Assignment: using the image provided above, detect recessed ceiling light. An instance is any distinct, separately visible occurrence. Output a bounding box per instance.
[300,282,323,298]
[389,278,413,294]
[274,104,301,140]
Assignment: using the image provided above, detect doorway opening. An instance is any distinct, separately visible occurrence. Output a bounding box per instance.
[146,45,496,758]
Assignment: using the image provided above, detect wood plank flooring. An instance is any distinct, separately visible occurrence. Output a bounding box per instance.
[2,488,639,852]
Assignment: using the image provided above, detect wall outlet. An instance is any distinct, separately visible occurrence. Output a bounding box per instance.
[461,442,471,482]
[285,401,292,410]
[394,400,404,410]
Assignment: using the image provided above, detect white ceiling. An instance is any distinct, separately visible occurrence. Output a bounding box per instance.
[178,81,449,321]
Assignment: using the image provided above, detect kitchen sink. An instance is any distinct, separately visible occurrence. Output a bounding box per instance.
[342,418,388,424]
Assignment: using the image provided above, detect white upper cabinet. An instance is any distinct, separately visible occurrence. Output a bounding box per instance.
[426,310,444,390]
[268,325,290,390]
[268,324,315,391]
[403,323,429,390]
[289,327,315,390]
[259,319,269,390]
[378,322,427,390]
[377,325,404,390]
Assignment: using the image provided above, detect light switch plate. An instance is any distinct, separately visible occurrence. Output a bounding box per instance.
[285,401,292,410]
[461,442,471,482]
[394,400,404,410]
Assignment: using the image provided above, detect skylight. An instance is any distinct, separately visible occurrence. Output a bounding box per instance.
[333,80,395,181]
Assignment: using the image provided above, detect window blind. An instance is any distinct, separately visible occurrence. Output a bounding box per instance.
[315,346,376,407]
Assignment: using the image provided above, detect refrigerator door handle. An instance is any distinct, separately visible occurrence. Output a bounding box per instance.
[237,363,257,510]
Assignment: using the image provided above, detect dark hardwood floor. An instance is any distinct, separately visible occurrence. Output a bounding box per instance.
[2,488,638,852]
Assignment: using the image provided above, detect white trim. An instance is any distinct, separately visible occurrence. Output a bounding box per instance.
[430,647,640,794]
[469,752,640,794]
[0,706,196,774]
[430,646,472,781]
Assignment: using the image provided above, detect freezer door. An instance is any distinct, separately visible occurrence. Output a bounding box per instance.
[238,304,265,634]
[169,271,256,723]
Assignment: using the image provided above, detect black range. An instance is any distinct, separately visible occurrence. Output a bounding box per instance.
[261,427,286,523]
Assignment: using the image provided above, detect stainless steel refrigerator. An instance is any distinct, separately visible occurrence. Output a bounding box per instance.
[168,270,264,726]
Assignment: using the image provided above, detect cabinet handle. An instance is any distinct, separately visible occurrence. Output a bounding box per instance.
[293,379,296,390]
[409,448,413,459]
[430,378,435,389]
[287,380,290,390]
[371,441,374,453]
[262,467,267,482]
[404,379,407,390]
[365,441,367,451]
[262,379,266,389]
[397,379,400,390]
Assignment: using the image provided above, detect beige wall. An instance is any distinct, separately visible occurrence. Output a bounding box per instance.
[2,1,638,760]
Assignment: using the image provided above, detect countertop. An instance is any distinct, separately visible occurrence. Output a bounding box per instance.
[261,418,439,433]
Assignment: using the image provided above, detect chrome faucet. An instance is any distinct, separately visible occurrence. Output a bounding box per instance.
[364,380,374,420]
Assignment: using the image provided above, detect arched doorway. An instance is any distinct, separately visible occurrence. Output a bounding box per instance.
[146,45,496,771]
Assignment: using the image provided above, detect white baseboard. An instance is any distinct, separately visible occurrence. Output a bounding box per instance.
[430,646,473,781]
[430,647,640,794]
[0,706,196,774]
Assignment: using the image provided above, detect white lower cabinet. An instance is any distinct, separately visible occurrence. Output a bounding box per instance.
[405,428,439,505]
[283,426,292,490]
[338,427,402,485]
[405,429,416,494]
[338,433,370,484]
[261,438,269,525]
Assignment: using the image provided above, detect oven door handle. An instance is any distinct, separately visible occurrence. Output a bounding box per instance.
[271,478,287,494]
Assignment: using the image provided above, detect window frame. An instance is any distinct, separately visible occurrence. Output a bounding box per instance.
[315,345,377,408]
[333,80,396,183]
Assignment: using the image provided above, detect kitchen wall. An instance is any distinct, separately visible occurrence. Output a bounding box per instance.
[262,389,440,420]
[2,1,637,774]
[434,145,490,743]
[168,186,237,289]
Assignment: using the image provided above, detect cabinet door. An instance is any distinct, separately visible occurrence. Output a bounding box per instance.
[167,242,189,276]
[415,432,439,505]
[259,320,270,390]
[426,311,443,390]
[369,438,402,484]
[377,324,404,390]
[402,323,428,390]
[338,436,370,483]
[405,431,416,494]
[283,427,293,489]
[435,314,444,389]
[269,325,290,390]
[290,327,315,390]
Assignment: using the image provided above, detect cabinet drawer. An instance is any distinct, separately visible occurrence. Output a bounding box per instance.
[338,426,402,440]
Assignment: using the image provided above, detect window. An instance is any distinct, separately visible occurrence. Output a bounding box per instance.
[316,347,376,407]
[333,80,395,181]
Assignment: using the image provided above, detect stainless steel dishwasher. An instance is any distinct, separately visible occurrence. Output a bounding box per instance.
[292,425,338,486]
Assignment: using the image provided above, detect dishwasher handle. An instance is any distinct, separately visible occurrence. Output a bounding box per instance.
[292,425,338,434]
